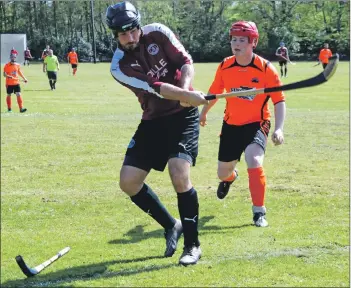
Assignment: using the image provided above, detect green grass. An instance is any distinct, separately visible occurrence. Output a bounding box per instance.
[1,61,349,287]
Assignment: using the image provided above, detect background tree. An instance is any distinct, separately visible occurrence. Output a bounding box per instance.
[0,0,349,62]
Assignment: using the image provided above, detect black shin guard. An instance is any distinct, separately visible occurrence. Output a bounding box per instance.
[177,188,200,247]
[131,184,176,229]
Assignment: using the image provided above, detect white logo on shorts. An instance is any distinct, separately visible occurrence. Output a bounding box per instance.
[128,139,135,149]
[147,44,159,55]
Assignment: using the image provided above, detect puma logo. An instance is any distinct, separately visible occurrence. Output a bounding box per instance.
[184,215,197,223]
[131,61,140,67]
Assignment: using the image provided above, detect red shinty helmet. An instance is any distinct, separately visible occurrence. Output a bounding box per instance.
[229,21,259,47]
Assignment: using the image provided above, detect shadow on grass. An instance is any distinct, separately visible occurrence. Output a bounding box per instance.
[2,255,174,288]
[109,215,252,245]
[23,89,51,91]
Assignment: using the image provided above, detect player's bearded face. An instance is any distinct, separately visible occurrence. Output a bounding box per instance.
[118,28,141,51]
[230,36,252,56]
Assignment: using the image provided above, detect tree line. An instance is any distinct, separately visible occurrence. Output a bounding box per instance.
[0,0,349,62]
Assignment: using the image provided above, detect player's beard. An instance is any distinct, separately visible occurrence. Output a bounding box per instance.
[121,42,139,52]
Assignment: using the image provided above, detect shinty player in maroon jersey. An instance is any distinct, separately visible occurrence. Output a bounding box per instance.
[275,41,290,77]
[106,1,208,266]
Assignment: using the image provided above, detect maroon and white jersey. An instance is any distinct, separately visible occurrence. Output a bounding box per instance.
[276,47,288,60]
[110,23,193,120]
[24,49,31,58]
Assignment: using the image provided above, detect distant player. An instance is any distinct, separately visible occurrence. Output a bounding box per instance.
[10,47,18,57]
[67,48,79,76]
[41,45,50,60]
[200,21,286,227]
[24,47,33,66]
[3,53,28,113]
[275,41,290,77]
[43,49,60,90]
[318,43,332,70]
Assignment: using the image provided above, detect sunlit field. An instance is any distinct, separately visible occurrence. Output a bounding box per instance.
[1,61,349,287]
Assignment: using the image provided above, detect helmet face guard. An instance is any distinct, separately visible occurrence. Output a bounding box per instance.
[229,21,259,48]
[106,1,141,35]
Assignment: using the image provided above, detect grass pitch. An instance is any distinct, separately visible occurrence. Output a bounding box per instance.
[1,61,349,287]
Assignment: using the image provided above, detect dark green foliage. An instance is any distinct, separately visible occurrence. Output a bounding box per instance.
[0,1,349,62]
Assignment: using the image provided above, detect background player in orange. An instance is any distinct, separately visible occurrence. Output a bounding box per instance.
[275,41,290,77]
[199,21,286,227]
[318,43,332,70]
[67,48,79,76]
[3,53,28,113]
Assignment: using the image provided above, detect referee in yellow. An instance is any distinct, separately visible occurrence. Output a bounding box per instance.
[43,49,60,90]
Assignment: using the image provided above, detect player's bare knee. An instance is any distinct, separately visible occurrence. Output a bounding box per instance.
[119,177,141,196]
[170,171,190,192]
[119,168,145,196]
[245,154,264,168]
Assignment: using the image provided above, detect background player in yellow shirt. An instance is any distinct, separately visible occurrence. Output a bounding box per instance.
[43,49,60,90]
[3,53,28,113]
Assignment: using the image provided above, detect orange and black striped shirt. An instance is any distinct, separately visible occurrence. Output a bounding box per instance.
[209,54,285,126]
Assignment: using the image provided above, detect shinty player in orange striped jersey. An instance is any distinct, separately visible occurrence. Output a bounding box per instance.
[318,43,332,70]
[67,48,79,76]
[200,21,286,227]
[3,53,28,113]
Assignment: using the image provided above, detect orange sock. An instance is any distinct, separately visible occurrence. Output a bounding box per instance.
[16,95,23,109]
[248,167,266,207]
[6,96,11,109]
[224,170,237,182]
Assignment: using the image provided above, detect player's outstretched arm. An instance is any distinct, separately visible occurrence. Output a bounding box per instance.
[160,83,208,107]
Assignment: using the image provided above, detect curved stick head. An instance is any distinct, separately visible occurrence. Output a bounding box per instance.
[323,53,339,81]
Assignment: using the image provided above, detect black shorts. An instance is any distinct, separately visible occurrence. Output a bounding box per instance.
[71,64,77,68]
[25,57,31,61]
[6,85,21,94]
[322,63,328,69]
[279,60,287,66]
[218,120,271,162]
[124,107,200,172]
[47,71,57,80]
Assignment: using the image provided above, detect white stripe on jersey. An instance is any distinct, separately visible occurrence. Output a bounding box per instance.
[142,23,193,64]
[110,48,163,98]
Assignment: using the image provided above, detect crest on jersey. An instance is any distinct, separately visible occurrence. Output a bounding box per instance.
[251,77,259,83]
[128,139,135,149]
[147,44,159,55]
